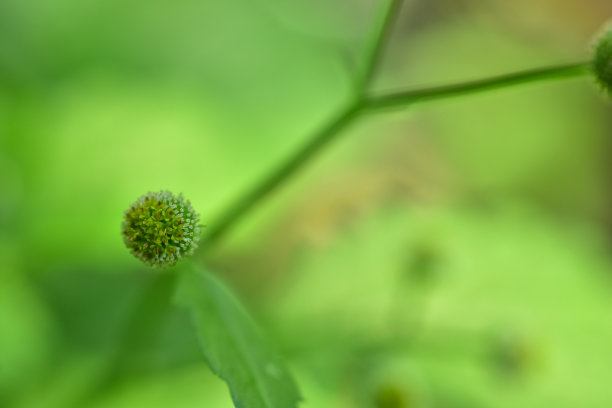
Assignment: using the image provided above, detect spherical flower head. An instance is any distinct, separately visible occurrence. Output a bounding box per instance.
[122,191,201,268]
[593,27,612,94]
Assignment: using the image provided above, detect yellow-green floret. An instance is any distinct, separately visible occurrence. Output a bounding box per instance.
[122,191,201,267]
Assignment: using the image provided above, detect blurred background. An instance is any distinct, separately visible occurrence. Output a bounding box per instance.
[2,0,612,407]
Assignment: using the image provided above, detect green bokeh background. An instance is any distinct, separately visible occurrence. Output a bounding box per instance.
[2,0,612,407]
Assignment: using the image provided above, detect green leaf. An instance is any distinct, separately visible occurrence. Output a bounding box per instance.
[175,264,301,408]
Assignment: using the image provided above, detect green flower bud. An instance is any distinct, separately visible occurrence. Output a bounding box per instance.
[122,191,201,267]
[593,27,612,94]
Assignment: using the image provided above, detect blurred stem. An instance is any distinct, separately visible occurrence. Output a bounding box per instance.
[202,62,589,248]
[202,0,404,248]
[355,0,404,95]
[364,62,590,110]
[202,102,362,247]
[108,272,177,377]
[71,272,178,407]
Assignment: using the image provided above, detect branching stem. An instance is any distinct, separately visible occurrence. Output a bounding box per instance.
[203,62,589,247]
[103,1,592,403]
[355,0,404,94]
[202,102,362,245]
[364,62,589,111]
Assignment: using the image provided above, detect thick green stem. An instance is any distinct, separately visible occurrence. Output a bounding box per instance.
[364,62,590,111]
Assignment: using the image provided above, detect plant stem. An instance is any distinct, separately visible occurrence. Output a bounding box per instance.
[203,0,405,248]
[202,102,362,246]
[364,62,590,110]
[355,0,404,94]
[203,62,589,247]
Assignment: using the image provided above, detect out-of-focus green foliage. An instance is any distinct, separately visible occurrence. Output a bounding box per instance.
[268,201,612,407]
[2,0,612,407]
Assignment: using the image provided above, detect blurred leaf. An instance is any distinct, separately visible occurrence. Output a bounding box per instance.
[12,353,107,408]
[90,364,235,408]
[175,265,300,408]
[0,262,56,398]
[36,267,151,349]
